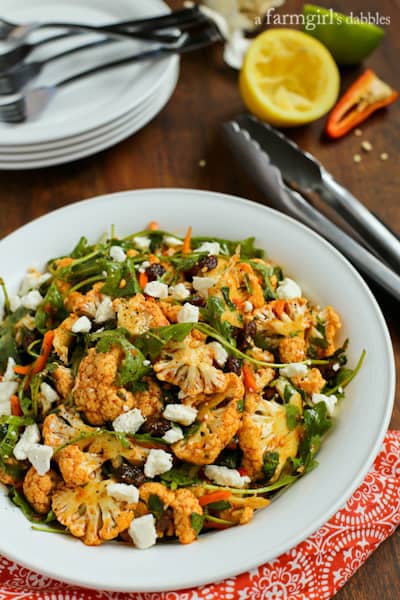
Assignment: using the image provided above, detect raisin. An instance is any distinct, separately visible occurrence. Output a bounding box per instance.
[197,255,218,272]
[237,320,257,350]
[189,294,206,307]
[145,263,166,281]
[141,417,171,437]
[157,507,174,535]
[225,357,242,376]
[263,387,276,401]
[114,463,146,487]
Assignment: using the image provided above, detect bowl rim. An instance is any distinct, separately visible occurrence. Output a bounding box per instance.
[0,187,395,592]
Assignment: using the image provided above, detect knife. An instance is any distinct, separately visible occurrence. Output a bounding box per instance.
[231,114,400,274]
[223,117,400,302]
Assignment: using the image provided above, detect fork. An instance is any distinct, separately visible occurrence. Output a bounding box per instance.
[0,7,206,43]
[0,25,221,124]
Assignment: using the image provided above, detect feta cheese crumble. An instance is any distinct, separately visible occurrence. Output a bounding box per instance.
[169,283,190,301]
[40,382,59,405]
[71,316,92,334]
[27,444,54,476]
[112,408,145,434]
[276,278,302,300]
[192,276,217,298]
[312,393,338,417]
[9,295,21,312]
[133,236,151,251]
[177,303,199,323]
[207,341,228,367]
[95,296,115,323]
[144,281,169,299]
[109,246,126,263]
[13,424,41,460]
[21,290,43,310]
[138,260,150,273]
[204,465,250,488]
[144,449,173,478]
[195,241,220,255]
[107,483,139,504]
[164,235,183,248]
[3,357,16,382]
[0,380,18,416]
[129,514,157,549]
[163,404,198,426]
[280,363,308,378]
[19,271,51,296]
[243,300,253,313]
[162,425,184,444]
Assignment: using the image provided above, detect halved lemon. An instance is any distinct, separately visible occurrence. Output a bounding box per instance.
[240,28,340,127]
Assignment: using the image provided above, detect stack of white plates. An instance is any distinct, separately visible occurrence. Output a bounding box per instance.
[0,0,179,169]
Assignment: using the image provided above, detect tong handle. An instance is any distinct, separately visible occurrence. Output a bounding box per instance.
[320,174,400,273]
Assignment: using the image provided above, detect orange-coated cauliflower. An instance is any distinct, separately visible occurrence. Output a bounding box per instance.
[64,282,104,317]
[73,346,135,425]
[52,480,135,546]
[239,379,302,481]
[279,336,306,363]
[113,294,168,336]
[173,374,244,465]
[130,378,163,418]
[254,298,311,338]
[57,444,103,487]
[208,258,265,309]
[52,365,74,399]
[245,347,275,392]
[42,405,93,448]
[292,368,326,395]
[139,483,203,544]
[53,314,78,364]
[154,334,226,397]
[158,301,181,324]
[22,467,59,514]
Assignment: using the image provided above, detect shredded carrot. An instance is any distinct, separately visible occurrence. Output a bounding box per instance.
[242,364,257,393]
[272,299,286,319]
[14,365,31,375]
[182,226,192,254]
[148,221,159,231]
[149,254,159,264]
[22,330,55,388]
[139,271,148,290]
[10,395,23,417]
[199,491,231,507]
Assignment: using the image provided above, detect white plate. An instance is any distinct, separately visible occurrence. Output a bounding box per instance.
[0,189,394,592]
[0,55,179,154]
[0,61,179,167]
[0,0,174,145]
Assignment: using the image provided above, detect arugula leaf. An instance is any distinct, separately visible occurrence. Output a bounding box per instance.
[201,297,235,345]
[221,287,236,310]
[191,236,264,259]
[0,306,27,371]
[183,421,201,439]
[131,432,169,446]
[0,416,33,463]
[70,236,91,259]
[285,404,300,430]
[324,350,366,395]
[136,323,194,361]
[206,500,231,512]
[168,252,207,272]
[249,261,277,300]
[35,283,67,333]
[190,512,204,536]
[8,488,55,523]
[148,494,164,519]
[298,402,332,470]
[216,447,242,469]
[160,463,200,488]
[93,329,150,388]
[262,450,279,481]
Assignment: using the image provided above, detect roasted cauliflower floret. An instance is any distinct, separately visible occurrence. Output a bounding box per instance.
[130,378,163,418]
[279,336,306,363]
[57,445,103,487]
[239,382,302,481]
[64,282,104,317]
[52,480,135,546]
[208,258,264,309]
[53,314,78,364]
[23,467,59,514]
[53,365,74,399]
[139,483,203,544]
[254,298,311,338]
[159,301,181,324]
[42,405,94,448]
[73,346,136,425]
[173,374,244,465]
[292,368,326,395]
[113,294,169,336]
[154,334,226,397]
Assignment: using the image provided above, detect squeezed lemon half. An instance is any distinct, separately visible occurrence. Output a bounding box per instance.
[239,28,340,127]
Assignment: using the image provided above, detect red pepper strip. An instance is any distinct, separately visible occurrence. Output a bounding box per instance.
[24,330,55,388]
[237,467,248,477]
[199,490,231,507]
[203,521,230,530]
[242,364,257,393]
[326,69,398,139]
[10,395,23,417]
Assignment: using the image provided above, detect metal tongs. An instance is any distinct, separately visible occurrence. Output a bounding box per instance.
[223,114,400,302]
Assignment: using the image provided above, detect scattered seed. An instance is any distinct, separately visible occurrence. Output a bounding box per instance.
[354,129,362,136]
[380,152,389,161]
[353,154,362,163]
[361,140,373,152]
[198,159,207,168]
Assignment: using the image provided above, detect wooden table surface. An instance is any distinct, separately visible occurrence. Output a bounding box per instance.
[0,0,398,597]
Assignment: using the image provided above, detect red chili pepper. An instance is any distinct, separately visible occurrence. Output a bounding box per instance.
[326,69,398,139]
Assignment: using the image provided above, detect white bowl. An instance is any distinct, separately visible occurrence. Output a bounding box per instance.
[0,188,394,592]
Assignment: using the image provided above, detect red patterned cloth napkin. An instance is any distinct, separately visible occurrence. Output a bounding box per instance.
[1,430,399,600]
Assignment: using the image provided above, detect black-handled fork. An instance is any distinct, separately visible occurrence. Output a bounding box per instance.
[0,24,221,124]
